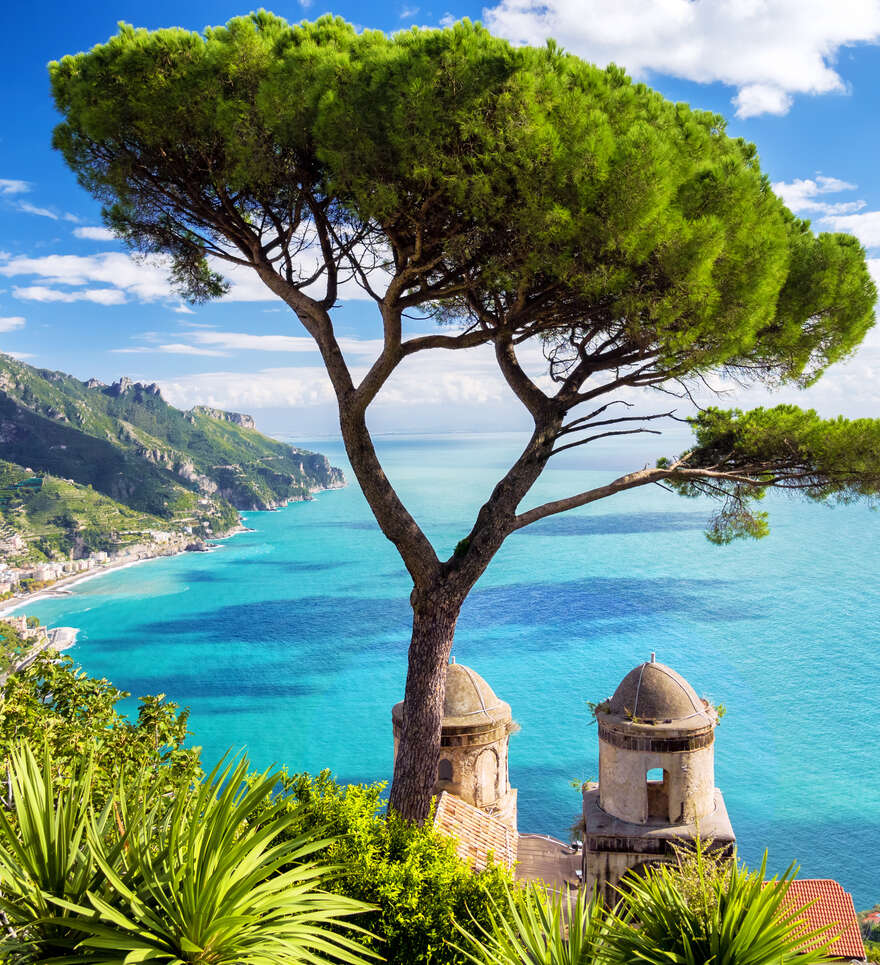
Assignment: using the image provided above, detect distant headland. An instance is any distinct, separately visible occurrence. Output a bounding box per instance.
[0,352,344,608]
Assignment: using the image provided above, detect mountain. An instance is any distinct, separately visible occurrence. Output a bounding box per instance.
[0,354,344,559]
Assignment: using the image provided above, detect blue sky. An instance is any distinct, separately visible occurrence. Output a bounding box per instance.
[2,0,880,439]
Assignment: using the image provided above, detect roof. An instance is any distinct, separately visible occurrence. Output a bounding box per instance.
[392,661,511,733]
[781,879,866,961]
[441,661,510,725]
[608,659,710,724]
[433,791,517,872]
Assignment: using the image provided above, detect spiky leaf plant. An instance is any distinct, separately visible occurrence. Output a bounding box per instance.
[455,880,608,965]
[60,754,379,964]
[0,742,121,961]
[603,850,837,965]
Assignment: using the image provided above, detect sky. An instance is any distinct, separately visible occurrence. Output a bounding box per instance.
[2,0,880,440]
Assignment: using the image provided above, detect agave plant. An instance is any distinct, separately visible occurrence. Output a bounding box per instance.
[603,850,837,965]
[63,754,379,965]
[455,879,608,965]
[0,742,122,962]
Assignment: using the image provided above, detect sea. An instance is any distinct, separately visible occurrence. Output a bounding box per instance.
[10,434,879,907]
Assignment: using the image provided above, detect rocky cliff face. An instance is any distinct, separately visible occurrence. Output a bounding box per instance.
[189,406,256,429]
[0,354,346,527]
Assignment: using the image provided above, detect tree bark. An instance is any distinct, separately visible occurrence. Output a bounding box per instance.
[388,589,463,823]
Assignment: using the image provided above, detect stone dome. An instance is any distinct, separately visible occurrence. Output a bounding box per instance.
[444,661,505,720]
[608,660,708,723]
[391,660,512,733]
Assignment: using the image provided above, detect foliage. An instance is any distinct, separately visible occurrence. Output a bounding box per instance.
[866,942,880,963]
[663,405,880,542]
[67,756,377,965]
[603,849,836,965]
[0,354,342,540]
[0,743,122,961]
[0,744,378,965]
[455,881,608,965]
[265,770,514,965]
[49,15,875,389]
[0,653,201,806]
[0,621,29,675]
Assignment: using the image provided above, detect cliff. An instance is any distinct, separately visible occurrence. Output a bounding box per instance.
[0,354,345,556]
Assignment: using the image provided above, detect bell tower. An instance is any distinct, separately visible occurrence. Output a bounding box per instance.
[582,655,735,902]
[393,659,518,829]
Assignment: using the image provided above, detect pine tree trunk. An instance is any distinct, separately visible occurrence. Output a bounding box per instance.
[388,592,462,823]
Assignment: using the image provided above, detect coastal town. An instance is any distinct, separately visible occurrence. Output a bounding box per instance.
[0,527,214,608]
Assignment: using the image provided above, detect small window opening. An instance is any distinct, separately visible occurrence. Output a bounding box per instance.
[646,767,669,821]
[437,758,453,782]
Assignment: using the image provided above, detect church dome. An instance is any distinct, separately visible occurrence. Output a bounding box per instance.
[443,661,503,719]
[608,660,708,723]
[391,660,512,733]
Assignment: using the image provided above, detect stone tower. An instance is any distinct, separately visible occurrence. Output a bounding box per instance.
[392,660,518,829]
[582,656,735,903]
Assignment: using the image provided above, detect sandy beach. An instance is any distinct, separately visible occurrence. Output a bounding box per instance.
[0,522,250,620]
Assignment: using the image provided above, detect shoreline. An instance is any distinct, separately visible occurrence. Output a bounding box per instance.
[0,523,250,620]
[0,484,343,621]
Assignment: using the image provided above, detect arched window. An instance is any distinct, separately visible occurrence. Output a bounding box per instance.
[646,767,669,821]
[437,758,453,782]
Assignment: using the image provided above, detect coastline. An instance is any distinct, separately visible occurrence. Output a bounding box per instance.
[0,521,250,620]
[0,483,344,621]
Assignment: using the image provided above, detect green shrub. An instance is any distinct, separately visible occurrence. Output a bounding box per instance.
[0,653,201,805]
[603,849,837,965]
[455,881,607,965]
[271,771,514,965]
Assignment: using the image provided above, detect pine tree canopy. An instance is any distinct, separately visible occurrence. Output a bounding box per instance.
[50,14,880,548]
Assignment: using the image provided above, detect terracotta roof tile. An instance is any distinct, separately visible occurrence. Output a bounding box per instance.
[781,879,866,960]
[433,792,517,872]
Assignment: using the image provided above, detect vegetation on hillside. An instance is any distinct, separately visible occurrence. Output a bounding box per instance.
[0,354,344,557]
[0,459,178,563]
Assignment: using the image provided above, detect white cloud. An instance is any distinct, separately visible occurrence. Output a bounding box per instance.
[772,175,864,215]
[0,249,385,308]
[73,226,116,241]
[820,210,880,247]
[0,252,173,303]
[0,179,30,196]
[112,343,229,357]
[172,304,194,315]
[401,5,420,18]
[732,84,793,118]
[0,350,34,360]
[12,285,127,305]
[18,201,58,220]
[0,316,25,333]
[481,0,880,117]
[158,339,550,413]
[189,331,318,353]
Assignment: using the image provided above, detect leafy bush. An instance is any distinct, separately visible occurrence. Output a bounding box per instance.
[270,771,514,965]
[603,849,837,965]
[455,881,607,965]
[0,653,201,805]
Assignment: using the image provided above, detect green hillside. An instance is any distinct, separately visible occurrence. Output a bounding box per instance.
[0,460,189,564]
[0,354,344,557]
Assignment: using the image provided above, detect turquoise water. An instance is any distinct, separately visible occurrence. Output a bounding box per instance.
[14,435,880,907]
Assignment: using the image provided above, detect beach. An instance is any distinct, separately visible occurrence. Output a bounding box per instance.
[0,522,251,620]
